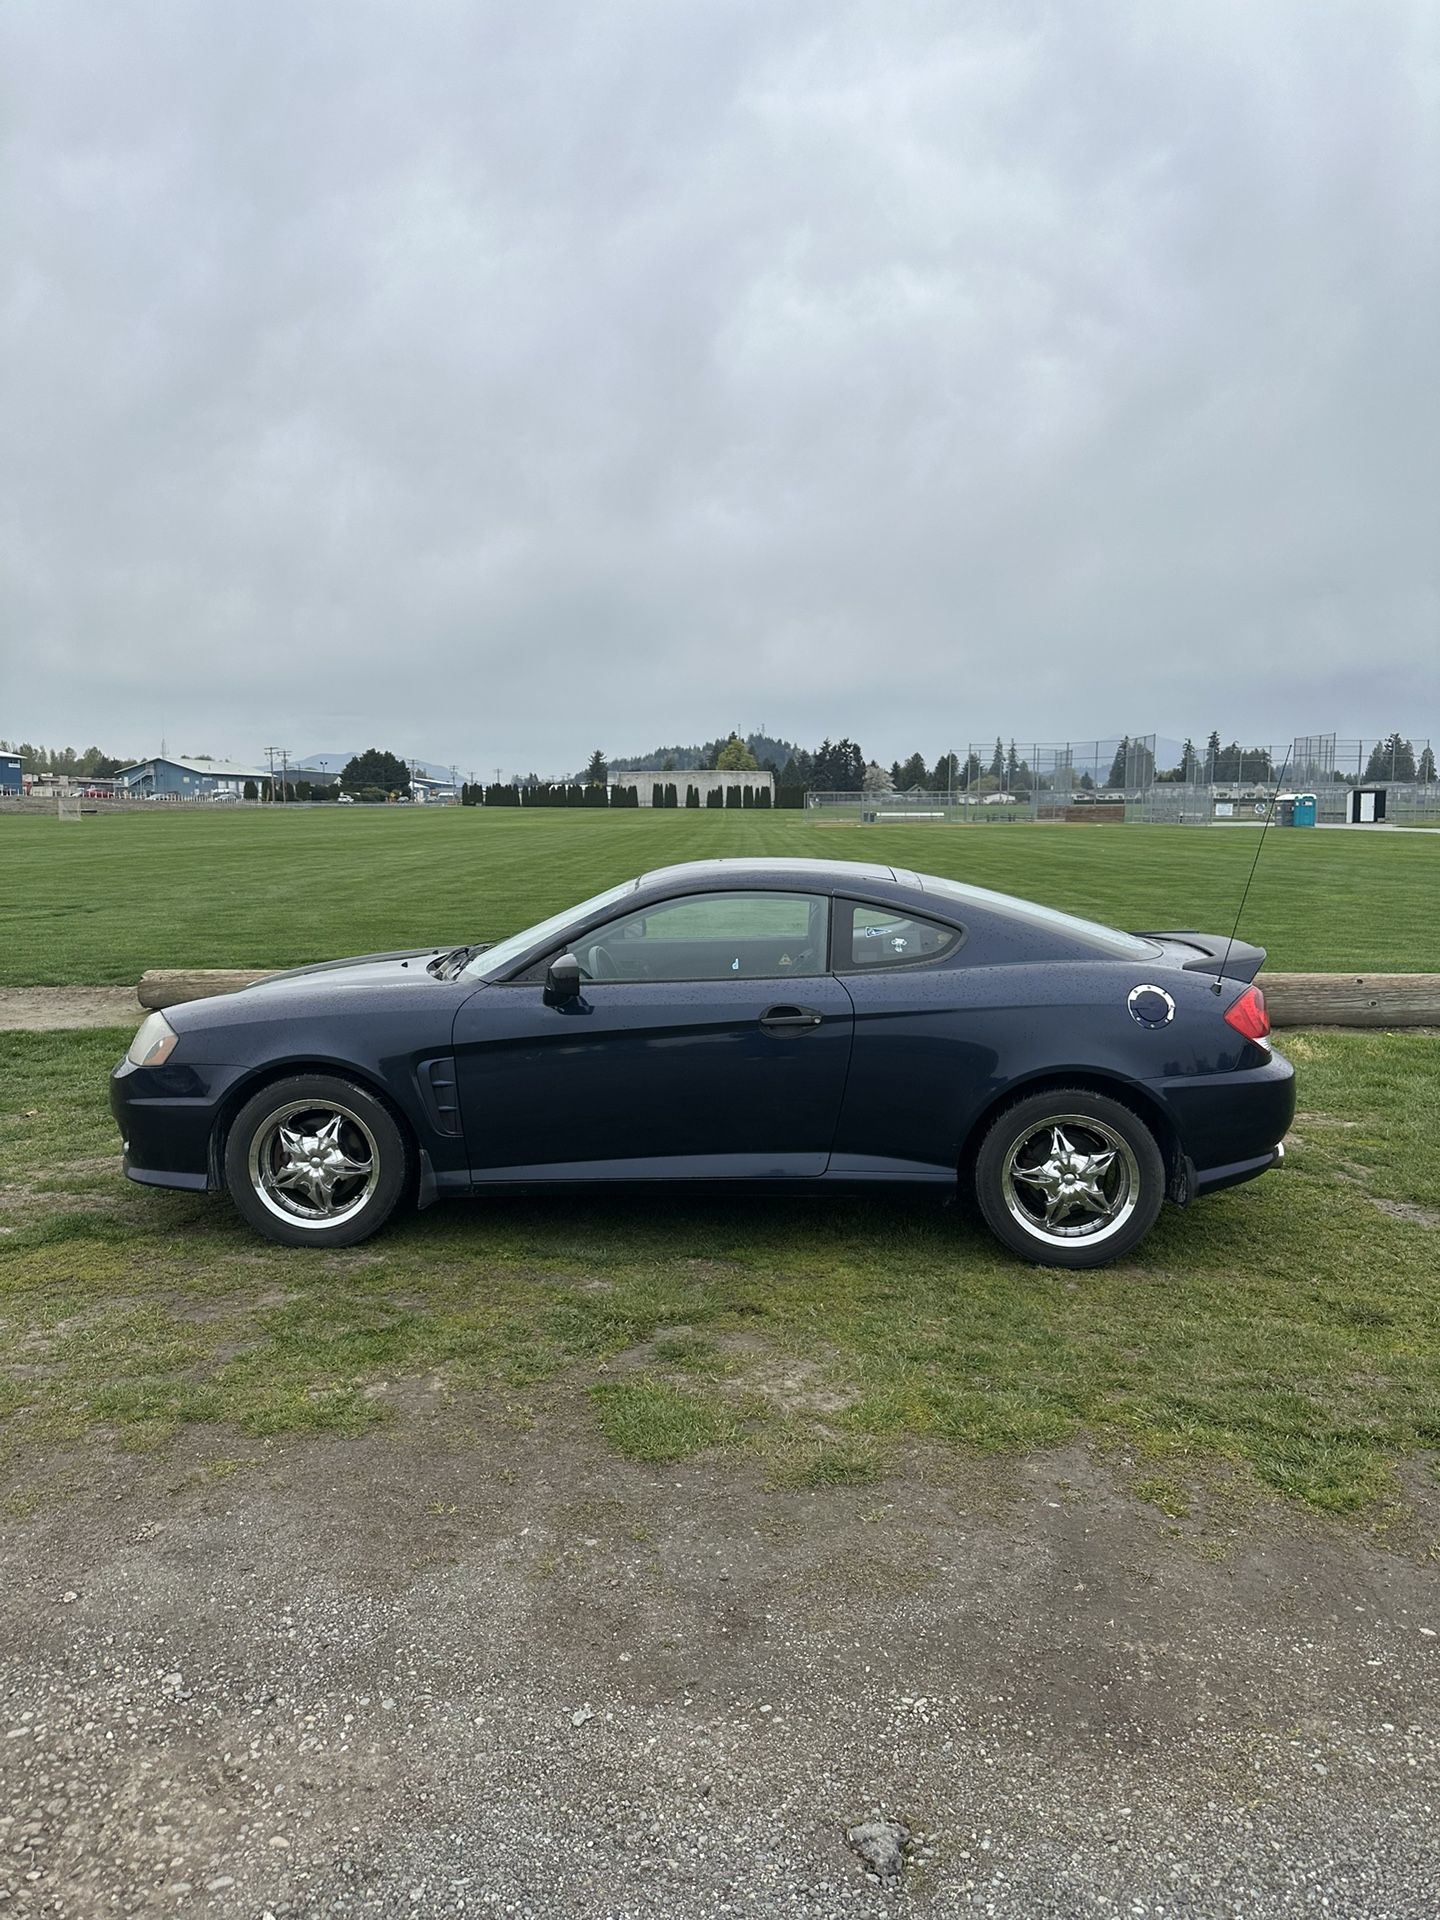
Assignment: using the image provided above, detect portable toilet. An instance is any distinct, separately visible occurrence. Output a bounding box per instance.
[1292,792,1317,827]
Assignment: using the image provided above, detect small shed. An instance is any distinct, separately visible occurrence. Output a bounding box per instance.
[1348,788,1387,824]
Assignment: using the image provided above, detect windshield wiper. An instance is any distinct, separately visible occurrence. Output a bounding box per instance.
[428,943,493,981]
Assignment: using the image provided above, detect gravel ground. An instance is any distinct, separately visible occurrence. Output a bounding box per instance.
[0,989,143,1031]
[1,1406,1436,1918]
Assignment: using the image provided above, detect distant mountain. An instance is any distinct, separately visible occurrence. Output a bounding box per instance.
[298,751,459,782]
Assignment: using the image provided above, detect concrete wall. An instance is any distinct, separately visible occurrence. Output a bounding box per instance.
[611,769,774,807]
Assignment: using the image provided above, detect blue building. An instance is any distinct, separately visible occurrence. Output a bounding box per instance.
[0,752,21,794]
[116,754,270,799]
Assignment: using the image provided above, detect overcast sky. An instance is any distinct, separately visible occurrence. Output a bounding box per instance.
[3,1,1436,775]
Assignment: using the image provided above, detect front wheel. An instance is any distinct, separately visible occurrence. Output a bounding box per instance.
[974,1089,1165,1269]
[223,1075,408,1248]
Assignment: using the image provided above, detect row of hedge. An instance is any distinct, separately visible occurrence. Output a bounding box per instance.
[460,783,806,809]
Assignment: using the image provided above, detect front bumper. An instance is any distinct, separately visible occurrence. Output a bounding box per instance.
[110,1055,243,1193]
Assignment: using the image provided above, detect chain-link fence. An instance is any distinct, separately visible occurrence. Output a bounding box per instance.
[809,730,1439,825]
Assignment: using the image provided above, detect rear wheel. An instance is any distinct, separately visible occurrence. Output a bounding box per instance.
[223,1075,408,1248]
[974,1089,1164,1269]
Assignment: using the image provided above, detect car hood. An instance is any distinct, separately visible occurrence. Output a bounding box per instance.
[236,949,447,993]
[162,947,471,1039]
[228,948,453,998]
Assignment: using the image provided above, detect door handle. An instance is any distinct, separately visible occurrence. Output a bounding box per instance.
[759,1005,823,1030]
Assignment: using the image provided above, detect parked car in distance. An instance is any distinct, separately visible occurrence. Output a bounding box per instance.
[110,858,1294,1268]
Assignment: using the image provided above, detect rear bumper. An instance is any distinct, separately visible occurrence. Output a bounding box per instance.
[1192,1137,1284,1198]
[1154,1048,1295,1196]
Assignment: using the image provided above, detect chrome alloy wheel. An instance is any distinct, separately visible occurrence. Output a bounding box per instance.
[1000,1113,1141,1248]
[247,1099,380,1229]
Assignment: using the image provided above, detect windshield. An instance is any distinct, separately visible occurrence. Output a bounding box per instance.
[916,874,1161,959]
[461,878,641,978]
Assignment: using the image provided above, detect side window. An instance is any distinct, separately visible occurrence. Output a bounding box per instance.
[577,892,828,983]
[838,900,963,970]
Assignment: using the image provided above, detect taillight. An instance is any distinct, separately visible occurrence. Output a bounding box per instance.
[1223,984,1271,1043]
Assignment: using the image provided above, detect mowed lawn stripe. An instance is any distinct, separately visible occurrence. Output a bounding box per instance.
[3,808,1437,982]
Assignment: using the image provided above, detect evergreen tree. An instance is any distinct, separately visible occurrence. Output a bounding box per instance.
[988,737,1004,781]
[1362,734,1416,782]
[685,784,700,807]
[584,748,608,785]
[898,752,929,790]
[1105,737,1131,788]
[1005,740,1020,789]
[242,780,258,801]
[1204,731,1222,781]
[1419,746,1437,784]
[340,748,411,796]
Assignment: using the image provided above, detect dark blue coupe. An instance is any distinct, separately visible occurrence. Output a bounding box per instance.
[111,857,1294,1268]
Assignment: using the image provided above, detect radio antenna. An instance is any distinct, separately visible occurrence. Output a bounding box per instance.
[1213,743,1293,992]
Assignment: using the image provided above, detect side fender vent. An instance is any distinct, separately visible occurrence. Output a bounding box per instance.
[418,1056,463,1137]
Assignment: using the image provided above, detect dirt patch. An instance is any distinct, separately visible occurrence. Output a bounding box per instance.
[727,1345,861,1418]
[1335,1161,1440,1227]
[0,987,143,1031]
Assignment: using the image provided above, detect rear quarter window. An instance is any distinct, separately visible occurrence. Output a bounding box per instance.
[837,900,964,971]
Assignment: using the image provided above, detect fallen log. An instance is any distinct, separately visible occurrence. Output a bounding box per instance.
[137,968,278,1009]
[136,965,1440,1027]
[1258,972,1440,1029]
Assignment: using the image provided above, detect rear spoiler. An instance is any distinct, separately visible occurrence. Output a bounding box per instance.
[1131,930,1267,984]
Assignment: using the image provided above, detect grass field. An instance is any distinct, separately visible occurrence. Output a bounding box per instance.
[3,807,1438,984]
[1,1026,1437,1518]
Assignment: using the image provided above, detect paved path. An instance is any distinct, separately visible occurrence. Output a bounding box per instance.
[1315,821,1440,833]
[2,1420,1436,1917]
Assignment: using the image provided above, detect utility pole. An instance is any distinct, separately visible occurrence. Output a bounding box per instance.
[280,748,291,803]
[264,746,277,803]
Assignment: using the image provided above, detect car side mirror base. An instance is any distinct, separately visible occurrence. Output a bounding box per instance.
[543,953,583,1007]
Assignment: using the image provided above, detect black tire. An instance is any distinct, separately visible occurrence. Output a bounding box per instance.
[223,1074,408,1248]
[973,1087,1165,1270]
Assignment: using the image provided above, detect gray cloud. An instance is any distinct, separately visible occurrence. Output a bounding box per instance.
[4,0,1436,772]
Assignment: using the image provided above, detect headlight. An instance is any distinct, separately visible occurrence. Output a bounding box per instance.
[126,1011,179,1069]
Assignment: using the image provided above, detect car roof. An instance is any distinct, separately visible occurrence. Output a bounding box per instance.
[638,857,918,891]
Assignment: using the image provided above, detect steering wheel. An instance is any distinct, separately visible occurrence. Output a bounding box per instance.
[586,943,621,981]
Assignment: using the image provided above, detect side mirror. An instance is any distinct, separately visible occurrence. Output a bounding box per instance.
[544,952,583,1006]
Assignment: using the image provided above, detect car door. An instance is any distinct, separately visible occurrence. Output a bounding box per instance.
[826,896,993,1178]
[452,890,855,1182]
